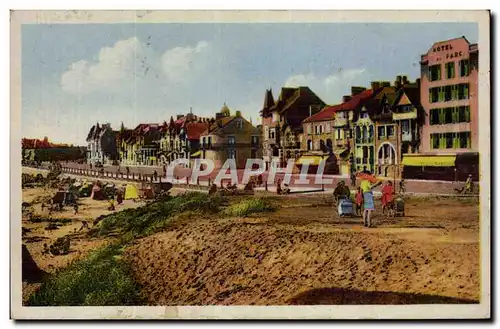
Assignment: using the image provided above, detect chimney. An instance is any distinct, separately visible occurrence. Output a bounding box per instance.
[370,81,380,90]
[342,95,352,103]
[381,81,391,87]
[351,86,367,96]
[402,76,409,85]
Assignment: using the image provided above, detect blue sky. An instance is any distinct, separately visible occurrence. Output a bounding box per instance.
[21,23,478,145]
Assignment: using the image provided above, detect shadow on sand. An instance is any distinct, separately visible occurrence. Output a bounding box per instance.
[22,244,48,283]
[288,287,478,305]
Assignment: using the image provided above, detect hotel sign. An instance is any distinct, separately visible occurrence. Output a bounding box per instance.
[433,44,463,60]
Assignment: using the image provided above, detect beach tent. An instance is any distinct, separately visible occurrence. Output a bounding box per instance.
[140,187,154,199]
[90,184,106,200]
[103,184,117,199]
[52,191,77,205]
[78,182,92,197]
[124,184,139,200]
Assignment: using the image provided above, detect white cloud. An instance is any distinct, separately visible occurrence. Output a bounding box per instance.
[60,38,210,95]
[161,41,210,82]
[284,68,369,104]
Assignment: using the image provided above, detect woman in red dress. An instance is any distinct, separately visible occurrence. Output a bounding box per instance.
[381,181,394,214]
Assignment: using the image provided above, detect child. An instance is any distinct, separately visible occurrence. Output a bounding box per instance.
[355,187,363,216]
[73,203,79,215]
[382,181,395,214]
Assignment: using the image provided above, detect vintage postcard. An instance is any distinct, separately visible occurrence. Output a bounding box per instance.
[11,10,490,319]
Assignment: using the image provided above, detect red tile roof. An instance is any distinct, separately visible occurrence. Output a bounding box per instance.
[302,89,376,123]
[186,122,209,140]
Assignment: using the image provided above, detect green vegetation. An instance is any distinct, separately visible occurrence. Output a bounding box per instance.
[222,197,276,217]
[27,192,277,306]
[28,244,141,306]
[98,192,224,237]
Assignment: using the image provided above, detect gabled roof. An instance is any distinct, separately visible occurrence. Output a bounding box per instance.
[186,122,209,140]
[302,88,377,123]
[394,86,420,107]
[261,86,325,116]
[203,116,237,135]
[262,89,275,110]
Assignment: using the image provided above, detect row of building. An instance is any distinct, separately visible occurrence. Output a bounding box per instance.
[86,104,261,170]
[21,137,87,163]
[74,36,479,181]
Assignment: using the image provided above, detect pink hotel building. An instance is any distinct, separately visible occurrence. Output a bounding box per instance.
[419,36,478,154]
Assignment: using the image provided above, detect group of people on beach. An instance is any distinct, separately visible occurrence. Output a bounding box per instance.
[335,171,398,227]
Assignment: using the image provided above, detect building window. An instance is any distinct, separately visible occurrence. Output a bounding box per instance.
[270,129,275,139]
[207,136,212,149]
[228,136,236,145]
[458,83,469,100]
[315,125,324,135]
[459,59,470,77]
[336,128,342,140]
[458,106,471,123]
[444,85,453,101]
[228,149,236,159]
[251,149,257,158]
[429,87,440,103]
[401,120,410,135]
[429,64,441,81]
[445,133,454,149]
[355,126,361,140]
[307,140,312,151]
[251,136,259,146]
[445,62,455,79]
[236,119,243,130]
[458,131,471,148]
[362,126,367,142]
[202,137,206,148]
[368,125,374,141]
[326,139,333,151]
[378,126,385,139]
[444,108,453,124]
[430,133,440,149]
[387,125,395,137]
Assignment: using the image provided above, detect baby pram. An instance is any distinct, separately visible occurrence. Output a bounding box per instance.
[388,196,405,217]
[337,195,355,217]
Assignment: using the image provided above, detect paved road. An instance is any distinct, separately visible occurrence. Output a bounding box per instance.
[25,162,478,196]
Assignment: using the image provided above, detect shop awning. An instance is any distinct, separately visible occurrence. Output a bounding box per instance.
[296,155,327,166]
[401,155,456,167]
[191,151,202,158]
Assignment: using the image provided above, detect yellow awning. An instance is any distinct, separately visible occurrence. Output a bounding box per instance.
[402,155,456,167]
[191,151,201,158]
[296,155,327,166]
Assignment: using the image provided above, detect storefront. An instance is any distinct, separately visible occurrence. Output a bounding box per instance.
[401,154,456,181]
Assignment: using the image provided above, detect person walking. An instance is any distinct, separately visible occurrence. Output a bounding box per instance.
[360,172,382,228]
[350,171,357,187]
[464,174,473,194]
[399,179,406,194]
